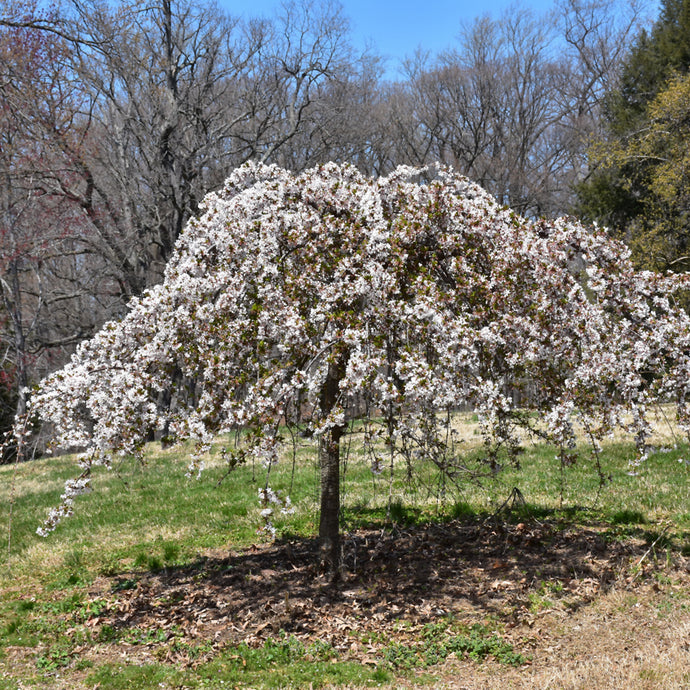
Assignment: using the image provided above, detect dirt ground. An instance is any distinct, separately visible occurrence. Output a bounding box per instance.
[52,518,690,689]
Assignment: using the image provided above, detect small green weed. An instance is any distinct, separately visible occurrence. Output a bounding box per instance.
[196,632,391,687]
[123,626,171,645]
[36,645,72,673]
[357,628,388,645]
[387,498,427,526]
[162,540,180,564]
[307,638,338,661]
[450,500,476,520]
[528,591,552,613]
[543,579,564,594]
[383,620,525,670]
[169,638,215,661]
[110,577,138,593]
[98,624,119,643]
[134,551,164,572]
[389,499,408,524]
[383,641,419,670]
[37,591,83,616]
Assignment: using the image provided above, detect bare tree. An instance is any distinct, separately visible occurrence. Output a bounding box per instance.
[21,0,367,298]
[388,11,563,215]
[231,0,362,169]
[557,0,650,113]
[269,51,389,173]
[0,15,101,431]
[46,0,263,298]
[385,1,648,216]
[554,0,652,190]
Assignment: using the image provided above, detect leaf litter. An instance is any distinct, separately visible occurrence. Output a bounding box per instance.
[74,518,690,686]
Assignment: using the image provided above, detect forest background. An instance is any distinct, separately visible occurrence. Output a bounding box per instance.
[2,0,690,452]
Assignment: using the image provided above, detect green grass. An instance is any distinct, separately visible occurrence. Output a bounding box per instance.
[3,427,689,579]
[0,419,689,688]
[1,438,320,582]
[186,634,392,689]
[86,663,181,689]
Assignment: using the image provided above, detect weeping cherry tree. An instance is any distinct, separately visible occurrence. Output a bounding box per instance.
[25,162,690,573]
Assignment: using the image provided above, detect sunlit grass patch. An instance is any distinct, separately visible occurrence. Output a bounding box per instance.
[190,634,393,689]
[85,662,181,689]
[2,417,690,578]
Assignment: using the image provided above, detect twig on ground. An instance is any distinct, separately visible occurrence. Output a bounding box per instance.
[631,525,671,582]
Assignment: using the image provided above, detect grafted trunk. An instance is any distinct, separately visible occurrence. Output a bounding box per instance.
[318,353,346,577]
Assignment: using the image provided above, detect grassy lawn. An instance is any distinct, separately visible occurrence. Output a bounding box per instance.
[0,413,689,689]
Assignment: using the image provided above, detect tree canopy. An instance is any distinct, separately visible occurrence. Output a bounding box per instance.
[577,0,690,269]
[24,162,690,572]
[585,73,690,271]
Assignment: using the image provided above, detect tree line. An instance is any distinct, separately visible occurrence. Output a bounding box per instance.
[0,0,680,450]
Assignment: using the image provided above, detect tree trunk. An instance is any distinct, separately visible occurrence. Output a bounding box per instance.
[6,259,28,418]
[318,354,346,577]
[319,422,344,576]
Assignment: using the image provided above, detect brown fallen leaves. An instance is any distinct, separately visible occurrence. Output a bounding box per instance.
[79,518,689,684]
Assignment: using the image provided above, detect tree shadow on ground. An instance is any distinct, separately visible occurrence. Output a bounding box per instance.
[93,517,688,665]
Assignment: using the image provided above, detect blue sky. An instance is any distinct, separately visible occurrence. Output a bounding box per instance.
[219,0,559,75]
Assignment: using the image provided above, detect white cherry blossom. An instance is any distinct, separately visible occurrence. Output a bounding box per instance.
[20,161,690,541]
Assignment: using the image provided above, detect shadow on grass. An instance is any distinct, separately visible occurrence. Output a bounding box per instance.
[92,511,688,658]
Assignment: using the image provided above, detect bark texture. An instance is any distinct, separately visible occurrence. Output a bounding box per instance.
[318,354,346,577]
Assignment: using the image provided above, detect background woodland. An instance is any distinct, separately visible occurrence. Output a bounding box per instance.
[2,0,690,451]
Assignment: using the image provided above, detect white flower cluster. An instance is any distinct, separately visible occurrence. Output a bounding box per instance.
[257,486,294,538]
[22,161,690,534]
[36,474,91,537]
